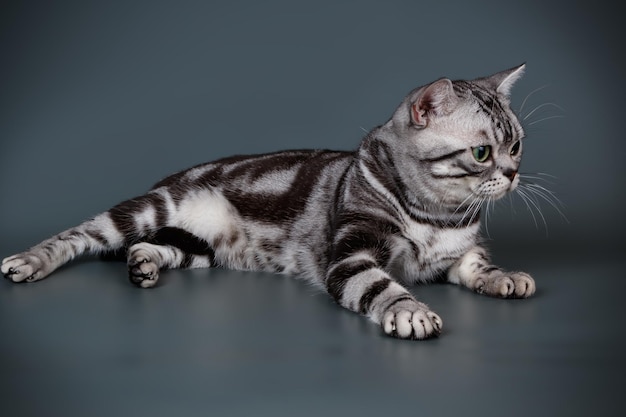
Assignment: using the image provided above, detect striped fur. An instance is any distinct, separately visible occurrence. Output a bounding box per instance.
[2,65,535,340]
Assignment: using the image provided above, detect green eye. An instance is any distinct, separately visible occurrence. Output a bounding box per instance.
[472,145,491,162]
[510,141,521,156]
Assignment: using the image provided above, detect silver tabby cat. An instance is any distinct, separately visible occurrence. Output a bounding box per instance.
[2,64,535,340]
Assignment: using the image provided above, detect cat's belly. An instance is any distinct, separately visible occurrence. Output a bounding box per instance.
[394,222,480,284]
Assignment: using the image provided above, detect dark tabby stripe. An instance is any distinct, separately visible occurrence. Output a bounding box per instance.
[359,278,391,314]
[384,294,416,310]
[455,81,514,143]
[222,152,350,223]
[431,169,483,179]
[326,259,378,301]
[420,149,467,163]
[108,193,167,242]
[150,227,216,265]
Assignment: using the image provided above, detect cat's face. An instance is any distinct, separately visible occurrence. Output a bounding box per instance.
[421,81,525,203]
[388,65,526,212]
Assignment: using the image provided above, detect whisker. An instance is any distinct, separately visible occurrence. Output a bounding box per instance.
[452,193,476,217]
[527,115,566,126]
[523,102,565,121]
[483,196,495,239]
[515,188,539,229]
[524,184,569,223]
[454,201,470,227]
[456,198,475,227]
[507,193,517,216]
[519,84,550,115]
[535,172,559,179]
[520,173,557,184]
[524,182,565,206]
[468,197,484,226]
[457,197,481,228]
[520,176,555,185]
[517,186,549,232]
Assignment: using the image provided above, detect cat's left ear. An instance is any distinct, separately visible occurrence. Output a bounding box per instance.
[481,63,526,98]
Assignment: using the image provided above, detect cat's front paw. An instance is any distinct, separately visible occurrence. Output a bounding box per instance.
[1,252,47,283]
[381,299,443,340]
[474,271,535,298]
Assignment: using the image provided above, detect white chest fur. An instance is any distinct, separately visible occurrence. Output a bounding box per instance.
[394,220,480,283]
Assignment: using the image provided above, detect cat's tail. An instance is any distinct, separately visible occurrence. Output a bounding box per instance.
[1,190,168,283]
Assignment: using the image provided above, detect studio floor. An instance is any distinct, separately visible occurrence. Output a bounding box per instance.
[1,243,622,417]
[1,1,624,416]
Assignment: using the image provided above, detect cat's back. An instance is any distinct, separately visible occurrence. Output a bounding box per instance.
[152,149,353,193]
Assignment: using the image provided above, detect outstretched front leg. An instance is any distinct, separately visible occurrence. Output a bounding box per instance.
[326,217,442,340]
[447,247,535,298]
[326,253,442,340]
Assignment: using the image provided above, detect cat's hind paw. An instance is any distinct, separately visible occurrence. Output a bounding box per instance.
[1,252,47,283]
[128,250,160,289]
[381,300,443,340]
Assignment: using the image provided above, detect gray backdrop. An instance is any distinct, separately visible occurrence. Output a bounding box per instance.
[1,0,623,250]
[1,1,624,416]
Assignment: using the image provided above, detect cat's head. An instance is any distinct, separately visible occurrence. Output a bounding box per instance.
[386,64,526,211]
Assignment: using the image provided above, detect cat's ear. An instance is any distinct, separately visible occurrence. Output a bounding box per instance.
[410,78,458,128]
[481,63,526,97]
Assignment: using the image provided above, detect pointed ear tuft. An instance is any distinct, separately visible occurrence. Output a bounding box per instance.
[482,63,526,98]
[410,78,458,128]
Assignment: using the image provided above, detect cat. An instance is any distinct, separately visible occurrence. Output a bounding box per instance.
[2,64,535,340]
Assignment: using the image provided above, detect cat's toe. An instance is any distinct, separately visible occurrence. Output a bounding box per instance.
[495,276,515,297]
[475,271,535,299]
[128,258,160,288]
[382,303,443,340]
[478,275,514,297]
[511,272,535,298]
[427,311,443,332]
[1,253,45,283]
[410,310,438,339]
[127,245,163,288]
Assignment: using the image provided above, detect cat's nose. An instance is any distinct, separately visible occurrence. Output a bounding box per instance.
[503,169,517,182]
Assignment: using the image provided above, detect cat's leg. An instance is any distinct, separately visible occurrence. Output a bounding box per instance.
[326,221,443,340]
[327,254,442,339]
[447,246,535,298]
[1,212,126,283]
[127,241,213,288]
[127,242,181,288]
[1,189,172,283]
[127,226,217,288]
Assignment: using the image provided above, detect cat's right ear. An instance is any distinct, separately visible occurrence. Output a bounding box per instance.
[409,78,458,128]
